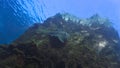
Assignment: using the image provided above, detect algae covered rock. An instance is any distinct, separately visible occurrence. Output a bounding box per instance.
[48,30,69,48]
[0,13,120,68]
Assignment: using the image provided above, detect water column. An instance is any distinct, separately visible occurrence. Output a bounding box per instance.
[0,0,46,44]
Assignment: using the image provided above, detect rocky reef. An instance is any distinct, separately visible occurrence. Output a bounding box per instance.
[0,13,120,68]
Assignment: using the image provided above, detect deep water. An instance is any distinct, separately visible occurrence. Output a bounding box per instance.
[0,0,46,44]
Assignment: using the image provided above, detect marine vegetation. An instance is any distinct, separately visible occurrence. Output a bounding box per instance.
[0,13,120,68]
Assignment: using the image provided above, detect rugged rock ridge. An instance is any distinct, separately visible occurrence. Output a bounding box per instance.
[0,13,120,68]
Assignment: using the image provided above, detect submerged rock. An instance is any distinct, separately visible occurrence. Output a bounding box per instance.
[0,13,120,68]
[48,31,69,48]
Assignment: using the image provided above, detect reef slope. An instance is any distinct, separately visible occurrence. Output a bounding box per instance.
[0,13,120,68]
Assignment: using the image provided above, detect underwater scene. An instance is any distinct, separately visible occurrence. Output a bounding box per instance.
[0,0,120,68]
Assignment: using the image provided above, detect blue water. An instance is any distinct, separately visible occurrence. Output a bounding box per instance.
[0,0,46,44]
[0,0,120,44]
